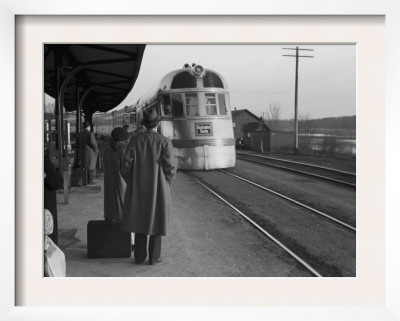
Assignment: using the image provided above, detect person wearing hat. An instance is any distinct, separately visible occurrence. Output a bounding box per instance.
[121,108,177,265]
[76,121,99,185]
[103,127,130,221]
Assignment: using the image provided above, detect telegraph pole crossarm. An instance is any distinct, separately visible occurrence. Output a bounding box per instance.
[282,46,314,155]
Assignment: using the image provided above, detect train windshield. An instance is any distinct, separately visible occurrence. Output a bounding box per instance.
[171,94,184,117]
[171,71,197,89]
[205,93,217,115]
[218,94,227,115]
[203,72,224,88]
[185,94,199,116]
[161,95,172,117]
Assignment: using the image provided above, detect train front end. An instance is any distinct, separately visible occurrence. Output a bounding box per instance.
[156,63,236,170]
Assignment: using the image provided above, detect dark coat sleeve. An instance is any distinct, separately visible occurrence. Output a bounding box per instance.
[44,155,64,191]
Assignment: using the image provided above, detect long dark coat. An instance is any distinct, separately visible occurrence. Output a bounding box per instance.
[44,155,64,245]
[76,130,98,170]
[103,146,126,221]
[121,131,177,236]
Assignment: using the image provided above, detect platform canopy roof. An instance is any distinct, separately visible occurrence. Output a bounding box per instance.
[44,44,146,116]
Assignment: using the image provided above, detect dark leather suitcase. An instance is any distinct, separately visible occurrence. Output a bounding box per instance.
[87,220,131,258]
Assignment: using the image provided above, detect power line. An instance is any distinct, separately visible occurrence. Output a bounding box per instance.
[283,46,314,154]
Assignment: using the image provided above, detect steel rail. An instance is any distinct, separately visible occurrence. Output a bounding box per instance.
[189,174,323,277]
[237,152,356,176]
[236,155,356,188]
[219,169,356,232]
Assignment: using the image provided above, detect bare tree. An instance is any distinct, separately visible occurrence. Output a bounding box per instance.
[298,113,315,153]
[264,103,282,130]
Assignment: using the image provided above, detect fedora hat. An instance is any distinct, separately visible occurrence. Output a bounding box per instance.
[140,108,162,125]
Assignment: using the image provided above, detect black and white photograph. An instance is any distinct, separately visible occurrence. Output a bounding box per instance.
[43,43,356,278]
[7,8,396,320]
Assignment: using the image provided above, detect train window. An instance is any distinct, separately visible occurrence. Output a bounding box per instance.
[123,114,129,124]
[185,94,199,116]
[203,72,224,88]
[162,95,172,117]
[171,71,197,89]
[218,94,227,115]
[205,93,217,115]
[171,94,184,117]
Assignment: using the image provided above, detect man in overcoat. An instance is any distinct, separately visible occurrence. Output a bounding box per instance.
[76,121,99,185]
[121,108,177,265]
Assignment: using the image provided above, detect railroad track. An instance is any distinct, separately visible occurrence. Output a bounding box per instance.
[219,169,356,232]
[186,170,356,277]
[236,152,356,188]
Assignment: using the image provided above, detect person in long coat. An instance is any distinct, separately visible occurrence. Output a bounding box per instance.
[44,153,64,245]
[76,121,98,185]
[103,127,129,221]
[121,108,177,265]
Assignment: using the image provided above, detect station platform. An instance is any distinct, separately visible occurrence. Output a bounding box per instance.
[56,171,308,277]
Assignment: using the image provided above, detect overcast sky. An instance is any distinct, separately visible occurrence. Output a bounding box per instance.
[46,44,356,120]
[114,44,356,120]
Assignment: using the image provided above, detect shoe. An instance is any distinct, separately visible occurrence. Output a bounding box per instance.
[134,255,147,265]
[134,258,146,265]
[149,257,163,265]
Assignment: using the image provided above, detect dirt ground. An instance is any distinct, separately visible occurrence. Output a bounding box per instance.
[57,172,312,277]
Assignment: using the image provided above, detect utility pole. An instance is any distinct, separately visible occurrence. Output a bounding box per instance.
[283,46,314,154]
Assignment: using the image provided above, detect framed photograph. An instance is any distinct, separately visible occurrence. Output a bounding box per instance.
[3,0,399,320]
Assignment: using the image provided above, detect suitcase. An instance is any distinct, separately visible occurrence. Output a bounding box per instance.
[87,220,131,258]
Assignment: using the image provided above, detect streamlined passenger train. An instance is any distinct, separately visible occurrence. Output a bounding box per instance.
[69,63,236,170]
[132,63,236,170]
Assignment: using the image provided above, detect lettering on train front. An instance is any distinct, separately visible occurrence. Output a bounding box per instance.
[195,122,213,136]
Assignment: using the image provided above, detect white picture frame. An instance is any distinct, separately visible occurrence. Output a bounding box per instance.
[2,1,399,320]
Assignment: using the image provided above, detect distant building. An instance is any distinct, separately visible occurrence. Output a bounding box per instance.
[242,122,270,152]
[232,108,294,154]
[232,109,268,140]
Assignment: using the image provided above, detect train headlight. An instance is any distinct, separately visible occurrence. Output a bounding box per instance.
[193,64,205,77]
